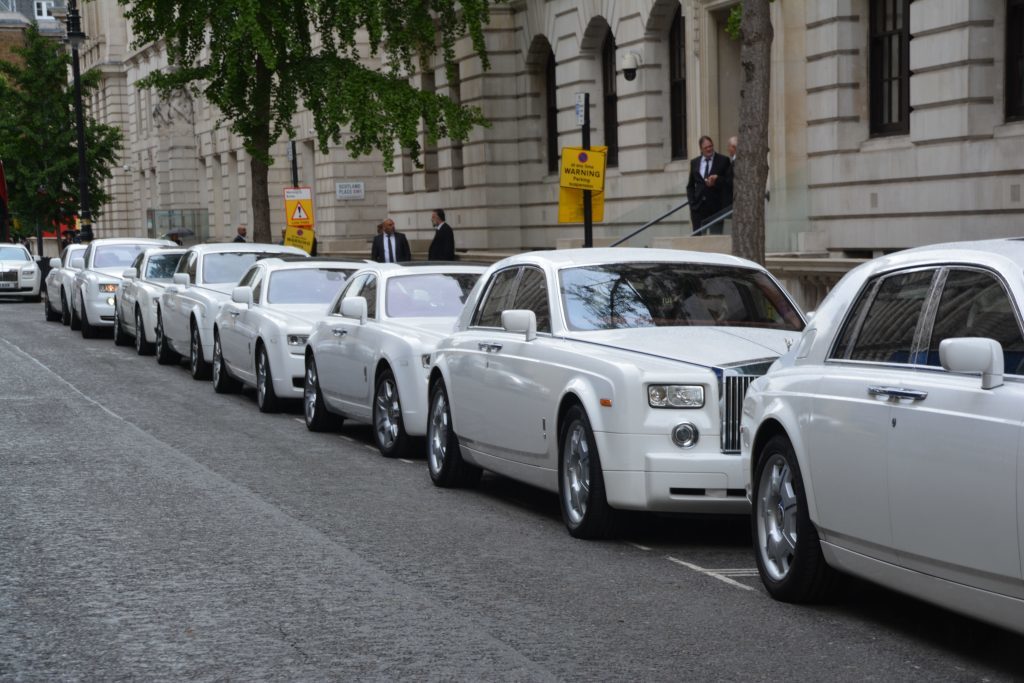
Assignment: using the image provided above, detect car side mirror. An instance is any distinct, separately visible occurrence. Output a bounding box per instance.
[173,273,190,286]
[123,267,138,280]
[231,286,254,307]
[49,258,61,269]
[940,337,1004,390]
[71,257,84,270]
[341,296,368,324]
[502,309,537,342]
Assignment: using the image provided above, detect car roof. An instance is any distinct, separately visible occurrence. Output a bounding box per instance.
[493,247,766,271]
[187,243,308,255]
[357,262,488,277]
[855,238,1024,277]
[88,238,176,247]
[258,258,366,272]
[142,246,186,257]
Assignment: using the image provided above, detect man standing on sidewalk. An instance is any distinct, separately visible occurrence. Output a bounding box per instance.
[427,208,455,261]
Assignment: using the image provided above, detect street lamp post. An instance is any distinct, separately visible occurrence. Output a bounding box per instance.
[63,0,93,242]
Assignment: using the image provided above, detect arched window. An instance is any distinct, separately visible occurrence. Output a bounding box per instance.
[669,6,687,159]
[601,31,619,167]
[546,49,559,173]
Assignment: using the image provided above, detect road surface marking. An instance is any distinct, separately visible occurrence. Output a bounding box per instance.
[666,556,757,591]
[628,543,651,551]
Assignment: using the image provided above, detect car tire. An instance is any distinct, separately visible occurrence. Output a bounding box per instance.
[112,305,130,346]
[304,355,339,432]
[60,289,71,326]
[69,291,82,330]
[135,307,155,356]
[154,309,179,365]
[558,404,618,539]
[426,380,481,487]
[79,293,98,339]
[211,332,240,393]
[752,434,837,603]
[44,292,61,321]
[189,321,211,380]
[373,367,409,458]
[255,344,280,413]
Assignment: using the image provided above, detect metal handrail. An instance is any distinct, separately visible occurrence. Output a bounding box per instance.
[609,199,689,247]
[690,205,734,236]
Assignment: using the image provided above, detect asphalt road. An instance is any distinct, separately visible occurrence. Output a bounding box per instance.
[1,299,1022,680]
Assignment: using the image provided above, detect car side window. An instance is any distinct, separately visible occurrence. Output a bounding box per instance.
[360,276,378,319]
[237,265,259,288]
[333,274,367,315]
[250,271,265,304]
[472,268,520,328]
[186,253,198,284]
[131,253,144,273]
[510,267,551,333]
[81,245,93,267]
[926,269,1024,374]
[836,269,936,364]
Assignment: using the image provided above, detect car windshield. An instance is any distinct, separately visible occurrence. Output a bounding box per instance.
[94,245,147,268]
[0,246,30,261]
[385,273,479,318]
[266,268,355,304]
[145,253,182,281]
[560,262,804,331]
[202,252,269,284]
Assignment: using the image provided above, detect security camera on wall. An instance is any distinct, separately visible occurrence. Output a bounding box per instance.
[622,52,641,81]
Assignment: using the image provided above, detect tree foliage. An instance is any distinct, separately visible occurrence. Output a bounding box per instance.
[119,0,497,243]
[0,24,122,237]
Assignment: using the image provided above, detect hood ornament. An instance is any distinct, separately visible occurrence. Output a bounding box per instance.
[785,338,794,351]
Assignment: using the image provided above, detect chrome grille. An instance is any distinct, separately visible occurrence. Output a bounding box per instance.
[0,270,17,282]
[720,374,756,453]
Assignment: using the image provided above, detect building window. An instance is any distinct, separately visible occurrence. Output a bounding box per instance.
[669,6,687,160]
[34,0,55,20]
[421,70,439,192]
[869,0,911,135]
[1008,0,1024,121]
[602,31,619,167]
[450,70,465,189]
[546,49,559,174]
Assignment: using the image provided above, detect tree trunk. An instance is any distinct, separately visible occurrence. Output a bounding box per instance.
[732,0,774,266]
[250,150,272,244]
[249,55,274,244]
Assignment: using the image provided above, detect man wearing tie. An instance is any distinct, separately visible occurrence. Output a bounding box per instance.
[371,218,411,263]
[686,136,731,235]
[427,208,456,261]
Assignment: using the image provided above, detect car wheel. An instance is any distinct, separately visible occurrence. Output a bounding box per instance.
[255,344,280,413]
[135,307,154,355]
[60,290,71,326]
[426,380,481,487]
[44,292,61,322]
[112,305,129,346]
[79,293,98,339]
[373,367,409,458]
[69,291,82,330]
[154,309,179,365]
[752,434,836,603]
[189,321,211,380]
[304,355,339,432]
[559,404,618,539]
[211,332,240,393]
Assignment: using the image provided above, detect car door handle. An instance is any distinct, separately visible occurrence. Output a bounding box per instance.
[868,386,928,401]
[332,328,347,337]
[477,342,503,353]
[229,311,240,318]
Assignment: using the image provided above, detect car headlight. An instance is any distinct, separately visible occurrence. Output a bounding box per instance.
[421,353,432,368]
[22,268,36,276]
[648,384,705,408]
[99,283,118,293]
[286,334,309,346]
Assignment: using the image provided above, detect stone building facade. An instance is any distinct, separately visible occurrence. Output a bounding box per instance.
[77,0,1024,258]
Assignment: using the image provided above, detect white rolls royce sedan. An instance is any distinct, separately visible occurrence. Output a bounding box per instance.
[112,246,185,354]
[212,257,363,412]
[425,248,806,538]
[70,238,177,338]
[155,243,307,377]
[303,263,484,457]
[0,243,41,302]
[43,244,86,323]
[741,238,1024,636]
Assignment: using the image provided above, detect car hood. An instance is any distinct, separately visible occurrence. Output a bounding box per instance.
[0,260,34,270]
[90,266,131,280]
[204,283,237,296]
[565,326,799,369]
[387,316,459,342]
[262,304,330,326]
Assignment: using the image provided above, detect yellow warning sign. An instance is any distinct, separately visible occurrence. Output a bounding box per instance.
[285,187,315,228]
[558,186,605,223]
[559,146,607,192]
[284,226,315,254]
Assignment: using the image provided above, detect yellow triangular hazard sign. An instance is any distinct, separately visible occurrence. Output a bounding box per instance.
[291,202,309,221]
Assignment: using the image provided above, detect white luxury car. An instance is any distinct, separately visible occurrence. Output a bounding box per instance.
[741,238,1024,636]
[425,248,806,538]
[0,244,41,302]
[112,246,186,354]
[156,243,308,378]
[212,257,363,412]
[43,244,86,323]
[303,263,484,457]
[70,238,177,338]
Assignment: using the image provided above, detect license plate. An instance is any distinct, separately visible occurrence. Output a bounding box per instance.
[0,282,15,289]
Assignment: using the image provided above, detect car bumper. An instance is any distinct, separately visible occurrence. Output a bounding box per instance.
[83,295,116,326]
[0,277,40,297]
[272,350,307,400]
[595,431,749,514]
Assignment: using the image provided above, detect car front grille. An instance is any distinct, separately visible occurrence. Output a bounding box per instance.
[718,359,775,454]
[0,270,17,282]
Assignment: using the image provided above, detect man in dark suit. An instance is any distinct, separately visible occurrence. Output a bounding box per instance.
[232,224,247,242]
[427,208,455,261]
[371,218,411,263]
[686,136,731,235]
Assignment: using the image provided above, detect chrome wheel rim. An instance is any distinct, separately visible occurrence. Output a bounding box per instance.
[113,308,122,341]
[212,337,223,385]
[562,422,590,525]
[190,327,200,373]
[256,350,268,406]
[756,453,798,582]
[61,293,69,323]
[304,361,318,424]
[155,315,164,349]
[428,391,448,474]
[374,376,401,450]
[135,311,144,352]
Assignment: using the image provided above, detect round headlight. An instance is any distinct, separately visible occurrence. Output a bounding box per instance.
[671,422,699,448]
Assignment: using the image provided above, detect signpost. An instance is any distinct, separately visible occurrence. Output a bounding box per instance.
[284,187,315,254]
[556,93,606,246]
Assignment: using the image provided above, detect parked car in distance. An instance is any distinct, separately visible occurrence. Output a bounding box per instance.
[303,262,484,457]
[43,244,86,323]
[741,238,1024,636]
[71,238,177,338]
[425,248,805,538]
[112,246,185,354]
[156,243,308,378]
[212,257,363,412]
[0,244,41,303]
